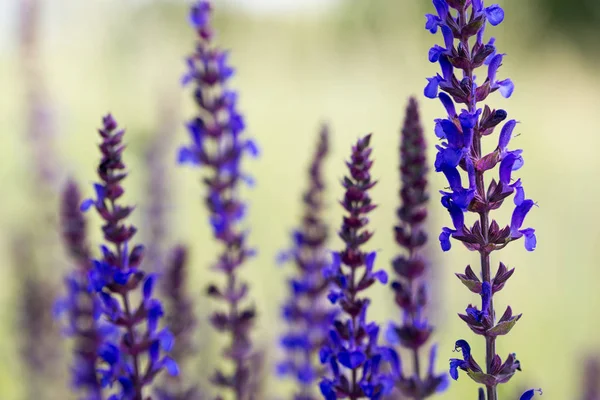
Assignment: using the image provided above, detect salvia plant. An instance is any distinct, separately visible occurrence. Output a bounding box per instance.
[41,0,557,399]
[423,0,539,399]
[386,97,447,399]
[277,125,336,400]
[77,115,177,400]
[177,1,259,399]
[319,134,400,400]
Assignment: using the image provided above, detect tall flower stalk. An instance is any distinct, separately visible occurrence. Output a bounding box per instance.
[277,126,335,399]
[178,1,259,398]
[319,134,399,400]
[580,357,599,400]
[155,245,204,400]
[56,180,105,399]
[387,97,447,399]
[81,115,177,400]
[424,1,537,399]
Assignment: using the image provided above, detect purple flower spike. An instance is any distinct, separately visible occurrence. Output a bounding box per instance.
[56,180,108,399]
[387,98,448,398]
[178,1,258,398]
[154,246,205,400]
[424,0,539,399]
[277,126,335,399]
[319,134,399,399]
[79,115,177,400]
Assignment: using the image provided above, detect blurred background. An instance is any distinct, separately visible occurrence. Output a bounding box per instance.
[1,0,600,398]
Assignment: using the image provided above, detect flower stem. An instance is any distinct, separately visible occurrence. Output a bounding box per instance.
[475,133,497,400]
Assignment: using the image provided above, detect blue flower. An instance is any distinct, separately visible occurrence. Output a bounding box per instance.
[520,389,543,400]
[439,200,464,251]
[487,54,515,98]
[510,199,537,251]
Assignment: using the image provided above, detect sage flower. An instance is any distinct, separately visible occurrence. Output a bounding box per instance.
[424,1,537,399]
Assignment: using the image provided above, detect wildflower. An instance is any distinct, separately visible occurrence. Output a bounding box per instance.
[423,1,538,398]
[55,180,107,399]
[387,97,448,398]
[277,126,335,399]
[154,246,204,400]
[178,2,258,398]
[82,115,177,400]
[319,134,399,400]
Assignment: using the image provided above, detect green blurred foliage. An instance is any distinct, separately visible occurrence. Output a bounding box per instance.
[532,0,600,44]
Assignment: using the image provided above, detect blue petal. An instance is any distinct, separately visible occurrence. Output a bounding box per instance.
[177,147,200,165]
[455,339,471,359]
[435,147,463,171]
[485,5,505,26]
[434,119,446,138]
[498,119,517,150]
[338,350,366,369]
[441,25,454,50]
[149,340,160,364]
[484,38,498,65]
[440,119,462,147]
[297,363,316,384]
[442,166,463,192]
[499,152,519,184]
[328,291,343,304]
[80,198,95,212]
[373,270,388,284]
[449,359,462,380]
[425,14,441,34]
[319,347,332,364]
[429,45,446,63]
[94,183,106,202]
[522,228,537,251]
[186,120,204,145]
[365,251,376,272]
[319,380,337,400]
[513,180,525,205]
[439,228,452,252]
[158,328,174,352]
[245,139,260,157]
[143,274,156,300]
[498,78,515,98]
[385,323,400,345]
[448,203,465,232]
[438,93,456,117]
[487,54,503,83]
[162,356,179,376]
[520,389,543,400]
[432,0,448,19]
[99,342,120,365]
[424,76,441,99]
[440,56,453,81]
[510,199,534,232]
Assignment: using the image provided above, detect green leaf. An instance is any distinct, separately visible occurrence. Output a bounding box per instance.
[487,318,519,337]
[467,370,496,386]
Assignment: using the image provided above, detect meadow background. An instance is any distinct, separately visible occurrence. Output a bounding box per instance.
[1,0,599,398]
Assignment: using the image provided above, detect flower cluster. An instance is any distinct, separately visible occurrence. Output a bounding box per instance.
[277,126,336,399]
[155,245,203,400]
[319,134,399,400]
[178,1,259,398]
[387,97,447,398]
[56,180,106,399]
[81,115,177,399]
[424,1,537,399]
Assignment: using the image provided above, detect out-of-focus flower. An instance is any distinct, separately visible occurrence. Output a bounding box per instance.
[320,134,399,400]
[178,2,258,398]
[277,126,335,399]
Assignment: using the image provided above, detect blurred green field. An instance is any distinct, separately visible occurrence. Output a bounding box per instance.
[1,0,600,399]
